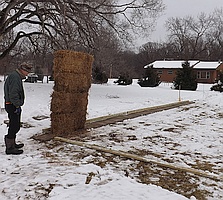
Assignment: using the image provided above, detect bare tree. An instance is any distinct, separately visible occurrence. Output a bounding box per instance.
[92,25,122,76]
[207,8,223,60]
[165,13,215,60]
[138,42,171,63]
[0,0,164,60]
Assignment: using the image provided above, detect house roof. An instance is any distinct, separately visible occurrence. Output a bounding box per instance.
[144,60,200,69]
[193,61,222,69]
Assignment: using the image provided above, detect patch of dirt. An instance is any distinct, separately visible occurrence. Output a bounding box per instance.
[135,162,210,200]
[32,115,50,120]
[37,101,222,200]
[4,120,34,128]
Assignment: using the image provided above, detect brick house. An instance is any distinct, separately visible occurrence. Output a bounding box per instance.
[193,61,223,83]
[144,60,223,84]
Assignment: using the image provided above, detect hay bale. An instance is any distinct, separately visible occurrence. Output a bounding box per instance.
[51,50,94,135]
[53,72,91,93]
[51,91,88,114]
[51,112,86,135]
[53,50,93,75]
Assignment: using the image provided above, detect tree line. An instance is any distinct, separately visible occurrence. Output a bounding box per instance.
[0,1,222,79]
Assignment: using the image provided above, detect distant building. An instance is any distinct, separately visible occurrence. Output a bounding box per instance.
[193,61,223,83]
[144,60,223,84]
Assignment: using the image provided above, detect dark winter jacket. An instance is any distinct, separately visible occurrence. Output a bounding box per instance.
[4,69,25,107]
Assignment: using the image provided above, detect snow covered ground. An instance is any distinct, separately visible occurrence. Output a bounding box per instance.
[0,77,222,200]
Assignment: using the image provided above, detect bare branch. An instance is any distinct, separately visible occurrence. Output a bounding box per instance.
[0,0,164,59]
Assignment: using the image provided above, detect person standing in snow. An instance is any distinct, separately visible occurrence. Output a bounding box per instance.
[4,63,32,155]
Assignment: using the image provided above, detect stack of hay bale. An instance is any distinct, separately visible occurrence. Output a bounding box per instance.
[51,50,94,136]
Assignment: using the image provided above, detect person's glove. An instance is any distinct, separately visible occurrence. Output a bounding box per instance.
[14,106,22,115]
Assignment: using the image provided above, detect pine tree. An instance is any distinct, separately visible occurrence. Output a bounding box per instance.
[173,61,197,91]
[138,67,161,87]
[92,67,108,84]
[114,72,133,85]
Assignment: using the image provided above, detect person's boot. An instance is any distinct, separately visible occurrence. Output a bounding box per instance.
[4,136,23,155]
[14,138,24,149]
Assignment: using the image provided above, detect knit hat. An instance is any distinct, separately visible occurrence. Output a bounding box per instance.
[19,62,32,73]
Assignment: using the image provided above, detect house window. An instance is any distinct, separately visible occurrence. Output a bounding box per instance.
[168,70,173,74]
[157,70,163,74]
[197,71,210,79]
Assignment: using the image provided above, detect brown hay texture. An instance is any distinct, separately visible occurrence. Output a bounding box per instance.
[51,50,94,136]
[53,72,91,93]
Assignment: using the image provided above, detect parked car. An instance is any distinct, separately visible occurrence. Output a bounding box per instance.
[25,73,38,83]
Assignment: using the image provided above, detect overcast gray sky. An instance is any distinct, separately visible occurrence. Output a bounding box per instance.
[150,0,223,42]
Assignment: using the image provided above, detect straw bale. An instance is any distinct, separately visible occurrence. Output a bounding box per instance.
[54,50,94,74]
[51,91,88,114]
[51,50,93,135]
[51,112,86,135]
[53,72,91,93]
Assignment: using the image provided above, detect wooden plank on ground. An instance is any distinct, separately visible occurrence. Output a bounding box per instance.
[85,100,193,129]
[54,136,221,181]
